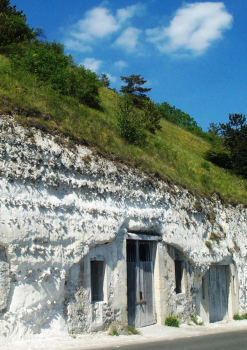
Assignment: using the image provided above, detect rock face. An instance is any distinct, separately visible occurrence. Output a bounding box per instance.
[0,115,246,338]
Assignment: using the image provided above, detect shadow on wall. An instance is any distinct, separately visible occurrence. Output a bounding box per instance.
[0,245,10,312]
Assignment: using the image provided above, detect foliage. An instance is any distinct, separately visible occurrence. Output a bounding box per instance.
[126,325,140,335]
[205,241,212,249]
[108,324,119,336]
[206,114,247,177]
[219,114,247,177]
[205,145,232,169]
[108,323,140,336]
[191,315,204,325]
[0,0,35,48]
[4,41,101,109]
[120,74,151,106]
[233,313,247,320]
[156,101,203,135]
[0,2,100,109]
[1,55,247,204]
[142,99,162,134]
[165,315,179,327]
[99,73,110,88]
[209,232,222,245]
[116,94,147,145]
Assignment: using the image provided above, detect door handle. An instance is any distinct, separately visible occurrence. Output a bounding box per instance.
[135,300,147,305]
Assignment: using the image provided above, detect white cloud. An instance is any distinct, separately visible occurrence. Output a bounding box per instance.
[117,3,145,23]
[115,27,141,51]
[64,4,145,53]
[146,2,233,56]
[81,58,102,72]
[104,73,117,83]
[114,61,128,69]
[75,8,120,41]
[63,38,92,52]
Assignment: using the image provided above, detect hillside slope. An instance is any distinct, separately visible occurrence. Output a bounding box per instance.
[0,54,246,204]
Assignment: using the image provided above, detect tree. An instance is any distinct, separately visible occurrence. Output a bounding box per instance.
[99,73,110,88]
[116,94,147,145]
[156,101,203,136]
[120,74,151,106]
[0,0,35,48]
[206,114,247,176]
[218,114,247,176]
[143,100,162,134]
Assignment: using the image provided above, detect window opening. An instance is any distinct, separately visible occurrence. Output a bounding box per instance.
[91,260,104,302]
[175,260,183,294]
[139,242,152,261]
[127,240,136,262]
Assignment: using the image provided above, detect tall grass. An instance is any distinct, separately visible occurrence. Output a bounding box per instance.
[0,55,246,204]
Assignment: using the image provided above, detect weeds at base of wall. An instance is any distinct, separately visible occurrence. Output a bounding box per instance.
[191,315,204,326]
[165,315,179,328]
[233,313,247,320]
[108,323,140,336]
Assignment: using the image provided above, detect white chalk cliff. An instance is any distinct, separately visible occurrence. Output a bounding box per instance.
[0,115,246,339]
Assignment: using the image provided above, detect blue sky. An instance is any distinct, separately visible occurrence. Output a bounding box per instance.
[12,1,247,130]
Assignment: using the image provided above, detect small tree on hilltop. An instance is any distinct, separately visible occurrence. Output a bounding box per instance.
[0,0,35,48]
[116,94,147,145]
[219,113,247,175]
[120,74,151,106]
[100,73,110,88]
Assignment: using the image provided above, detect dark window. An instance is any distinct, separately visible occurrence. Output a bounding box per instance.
[175,260,183,294]
[91,260,104,302]
[127,240,136,262]
[139,242,152,261]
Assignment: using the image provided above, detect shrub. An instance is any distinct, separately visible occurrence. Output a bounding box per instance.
[4,41,101,109]
[233,314,242,320]
[201,161,211,171]
[191,315,204,325]
[116,94,147,146]
[165,315,179,328]
[205,146,232,169]
[108,323,140,336]
[142,99,162,134]
[205,241,212,249]
[126,325,140,335]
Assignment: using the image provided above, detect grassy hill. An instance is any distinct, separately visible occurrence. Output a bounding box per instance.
[0,54,247,204]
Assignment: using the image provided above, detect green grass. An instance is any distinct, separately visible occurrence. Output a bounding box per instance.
[0,54,247,204]
[233,313,247,320]
[165,315,179,327]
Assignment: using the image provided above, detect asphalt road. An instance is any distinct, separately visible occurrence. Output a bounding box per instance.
[101,330,247,350]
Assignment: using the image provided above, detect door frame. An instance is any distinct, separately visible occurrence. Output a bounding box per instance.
[126,232,161,328]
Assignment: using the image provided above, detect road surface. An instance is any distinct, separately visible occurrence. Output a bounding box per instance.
[101,330,247,350]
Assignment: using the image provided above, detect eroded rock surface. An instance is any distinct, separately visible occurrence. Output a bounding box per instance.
[0,115,246,339]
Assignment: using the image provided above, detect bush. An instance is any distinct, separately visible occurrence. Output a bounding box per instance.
[108,323,140,336]
[205,146,232,169]
[116,94,147,145]
[205,241,212,249]
[165,315,179,327]
[233,314,242,320]
[126,325,140,335]
[4,41,101,109]
[191,315,204,325]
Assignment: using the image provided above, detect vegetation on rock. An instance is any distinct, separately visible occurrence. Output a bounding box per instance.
[0,1,247,204]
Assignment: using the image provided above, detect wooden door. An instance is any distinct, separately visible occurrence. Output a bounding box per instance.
[127,240,155,328]
[208,265,228,322]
